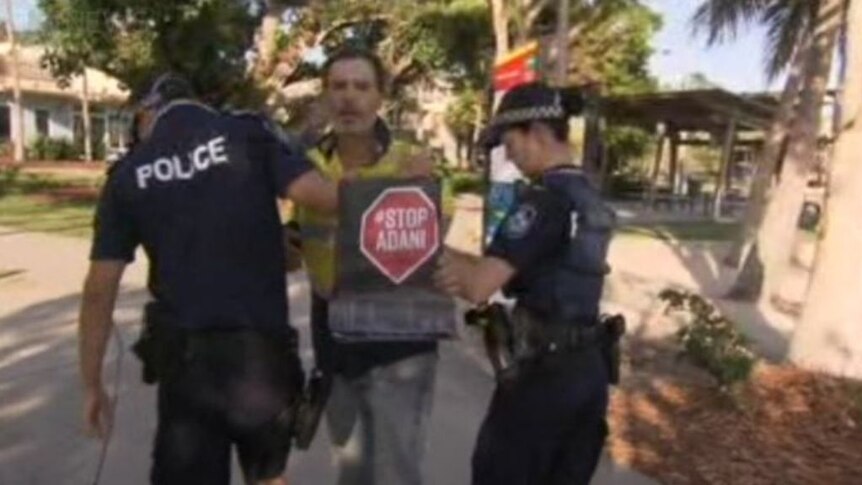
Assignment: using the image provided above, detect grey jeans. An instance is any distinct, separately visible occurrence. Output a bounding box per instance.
[325,350,439,485]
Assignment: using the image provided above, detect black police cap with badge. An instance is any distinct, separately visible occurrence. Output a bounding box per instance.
[480,82,585,149]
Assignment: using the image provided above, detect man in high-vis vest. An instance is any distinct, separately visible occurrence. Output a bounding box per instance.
[292,47,438,485]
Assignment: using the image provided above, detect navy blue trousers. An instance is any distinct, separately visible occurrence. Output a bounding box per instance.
[472,347,609,485]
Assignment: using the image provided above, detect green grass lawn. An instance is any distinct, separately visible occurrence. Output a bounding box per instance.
[0,194,95,238]
[0,170,98,239]
[619,221,740,241]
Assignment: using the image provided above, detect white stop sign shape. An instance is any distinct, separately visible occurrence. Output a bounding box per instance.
[360,187,440,284]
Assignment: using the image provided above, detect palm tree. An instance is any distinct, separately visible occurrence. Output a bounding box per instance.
[790,0,861,378]
[693,0,841,305]
[758,0,843,307]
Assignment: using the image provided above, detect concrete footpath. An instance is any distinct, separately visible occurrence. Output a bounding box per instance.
[0,224,659,484]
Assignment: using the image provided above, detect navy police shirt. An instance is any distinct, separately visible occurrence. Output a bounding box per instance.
[91,101,313,331]
[486,170,572,294]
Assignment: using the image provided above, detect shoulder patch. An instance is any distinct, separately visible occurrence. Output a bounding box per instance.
[505,203,538,239]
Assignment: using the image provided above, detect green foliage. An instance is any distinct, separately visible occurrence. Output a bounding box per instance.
[27,136,81,161]
[436,165,485,216]
[605,173,649,198]
[509,0,662,93]
[579,1,663,94]
[445,89,484,139]
[692,0,816,80]
[604,125,652,179]
[38,0,261,102]
[308,0,494,91]
[660,288,757,388]
[407,0,494,89]
[448,170,486,195]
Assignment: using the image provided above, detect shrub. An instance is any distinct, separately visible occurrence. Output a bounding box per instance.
[660,288,757,388]
[606,174,649,199]
[27,136,81,161]
[447,170,486,195]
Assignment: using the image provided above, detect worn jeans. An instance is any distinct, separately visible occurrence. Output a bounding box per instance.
[325,351,438,485]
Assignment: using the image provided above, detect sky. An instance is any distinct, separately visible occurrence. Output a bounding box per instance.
[5,0,42,31]
[645,0,778,93]
[5,0,779,93]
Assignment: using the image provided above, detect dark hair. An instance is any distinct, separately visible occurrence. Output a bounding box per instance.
[322,46,388,93]
[131,72,196,110]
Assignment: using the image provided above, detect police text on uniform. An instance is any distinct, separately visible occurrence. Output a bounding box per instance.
[136,136,229,189]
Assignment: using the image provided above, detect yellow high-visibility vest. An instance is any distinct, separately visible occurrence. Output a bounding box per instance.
[295,140,418,296]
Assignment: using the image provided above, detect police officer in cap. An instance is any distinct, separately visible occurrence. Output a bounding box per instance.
[78,73,342,484]
[434,81,618,485]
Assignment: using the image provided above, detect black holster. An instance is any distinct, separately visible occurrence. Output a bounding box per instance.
[465,303,517,384]
[131,302,187,385]
[599,314,626,385]
[291,368,333,450]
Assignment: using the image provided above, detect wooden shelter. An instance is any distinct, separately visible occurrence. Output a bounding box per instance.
[599,89,782,218]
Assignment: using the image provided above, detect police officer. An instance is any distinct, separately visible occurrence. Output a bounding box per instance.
[434,82,617,485]
[77,73,340,485]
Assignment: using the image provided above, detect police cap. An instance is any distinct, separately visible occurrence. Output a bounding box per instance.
[131,73,196,112]
[481,82,585,148]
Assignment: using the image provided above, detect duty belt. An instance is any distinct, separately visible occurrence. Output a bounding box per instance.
[510,307,604,360]
[464,304,625,386]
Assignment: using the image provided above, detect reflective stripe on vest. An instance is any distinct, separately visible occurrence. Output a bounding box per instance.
[295,141,417,296]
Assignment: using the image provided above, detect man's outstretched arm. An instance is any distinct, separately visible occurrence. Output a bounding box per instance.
[78,260,125,439]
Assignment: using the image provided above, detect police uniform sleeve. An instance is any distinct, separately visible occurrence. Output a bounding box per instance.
[253,116,315,196]
[90,173,139,262]
[486,188,570,271]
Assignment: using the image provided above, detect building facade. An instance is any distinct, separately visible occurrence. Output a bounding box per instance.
[0,41,129,160]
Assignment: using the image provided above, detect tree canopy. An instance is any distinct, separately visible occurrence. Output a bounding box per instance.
[38,0,262,101]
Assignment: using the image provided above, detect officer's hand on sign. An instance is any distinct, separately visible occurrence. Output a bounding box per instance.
[83,386,113,440]
[434,247,515,305]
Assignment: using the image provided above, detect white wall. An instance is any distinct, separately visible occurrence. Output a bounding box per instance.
[1,93,127,154]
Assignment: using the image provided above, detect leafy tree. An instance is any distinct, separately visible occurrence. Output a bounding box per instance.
[38,0,262,103]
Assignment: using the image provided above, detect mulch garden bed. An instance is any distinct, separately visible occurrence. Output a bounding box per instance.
[609,339,862,484]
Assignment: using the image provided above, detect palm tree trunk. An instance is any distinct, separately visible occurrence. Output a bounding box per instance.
[789,0,862,378]
[724,30,811,272]
[757,0,842,306]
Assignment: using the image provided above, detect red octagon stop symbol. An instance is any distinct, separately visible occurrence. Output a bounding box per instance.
[360,187,440,284]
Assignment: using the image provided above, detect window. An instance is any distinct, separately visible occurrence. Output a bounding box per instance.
[0,105,9,140]
[35,109,50,137]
